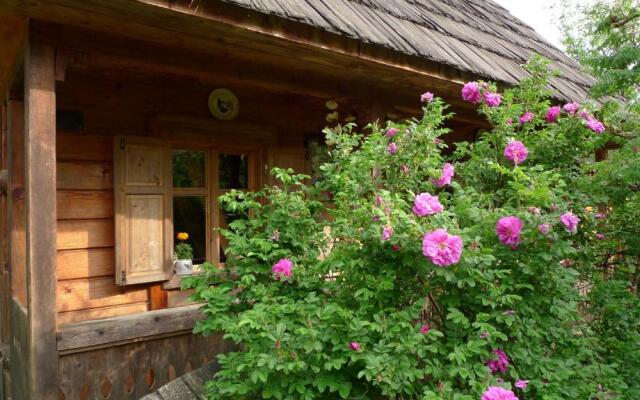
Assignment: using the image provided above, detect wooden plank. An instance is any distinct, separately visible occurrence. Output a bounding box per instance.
[56,133,113,161]
[57,301,148,325]
[57,276,148,312]
[24,40,58,400]
[10,300,29,400]
[149,284,168,310]
[56,190,113,220]
[57,160,113,190]
[8,100,26,307]
[56,304,204,351]
[57,219,114,250]
[166,289,197,308]
[56,247,114,280]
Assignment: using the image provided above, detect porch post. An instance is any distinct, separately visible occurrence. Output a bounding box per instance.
[24,40,58,399]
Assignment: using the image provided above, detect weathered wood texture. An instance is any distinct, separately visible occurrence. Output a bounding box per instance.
[0,15,26,99]
[10,300,28,400]
[25,41,58,400]
[141,359,221,400]
[57,304,203,352]
[58,331,231,400]
[8,100,26,308]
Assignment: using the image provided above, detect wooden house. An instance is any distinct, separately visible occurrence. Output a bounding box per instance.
[0,1,594,399]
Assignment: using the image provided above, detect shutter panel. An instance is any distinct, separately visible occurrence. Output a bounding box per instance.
[114,136,172,285]
[266,148,309,186]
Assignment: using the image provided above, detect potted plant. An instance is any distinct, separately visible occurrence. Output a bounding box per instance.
[174,232,193,275]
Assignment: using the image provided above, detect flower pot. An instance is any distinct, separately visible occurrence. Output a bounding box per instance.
[174,259,193,275]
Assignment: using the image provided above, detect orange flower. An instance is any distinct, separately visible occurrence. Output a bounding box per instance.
[176,232,189,241]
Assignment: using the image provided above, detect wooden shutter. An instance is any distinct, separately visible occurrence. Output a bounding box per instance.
[266,148,309,186]
[114,136,172,285]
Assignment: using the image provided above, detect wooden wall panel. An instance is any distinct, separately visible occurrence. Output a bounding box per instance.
[57,302,147,326]
[56,134,112,161]
[57,190,113,220]
[57,160,113,190]
[57,248,114,280]
[57,219,114,250]
[57,277,147,312]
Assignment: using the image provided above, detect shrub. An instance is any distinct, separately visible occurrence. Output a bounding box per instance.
[186,57,634,399]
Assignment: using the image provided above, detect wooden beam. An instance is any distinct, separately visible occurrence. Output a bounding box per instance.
[24,40,58,400]
[56,304,204,352]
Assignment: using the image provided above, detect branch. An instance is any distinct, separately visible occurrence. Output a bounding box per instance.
[609,9,640,29]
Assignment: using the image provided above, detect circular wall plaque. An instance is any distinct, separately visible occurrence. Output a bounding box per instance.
[208,88,239,120]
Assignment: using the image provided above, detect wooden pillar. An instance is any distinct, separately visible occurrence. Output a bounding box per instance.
[24,41,58,400]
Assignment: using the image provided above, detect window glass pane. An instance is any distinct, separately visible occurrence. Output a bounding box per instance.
[173,150,206,188]
[219,154,248,189]
[173,196,207,264]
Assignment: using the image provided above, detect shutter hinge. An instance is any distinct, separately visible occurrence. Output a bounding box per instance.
[121,271,126,286]
[119,137,126,150]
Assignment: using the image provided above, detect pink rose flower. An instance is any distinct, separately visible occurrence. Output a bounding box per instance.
[527,207,541,215]
[484,92,502,107]
[515,380,529,389]
[385,127,399,138]
[595,233,605,240]
[375,195,384,207]
[461,81,482,103]
[419,324,430,334]
[349,341,361,351]
[506,118,513,126]
[563,102,579,114]
[400,164,410,174]
[560,212,580,234]
[480,331,490,339]
[421,92,434,103]
[381,226,393,241]
[586,118,605,134]
[519,111,534,124]
[538,223,551,235]
[422,229,463,267]
[482,386,519,400]
[503,141,528,165]
[433,162,454,187]
[595,212,606,219]
[387,142,398,155]
[546,106,561,123]
[391,244,401,251]
[412,193,444,216]
[496,216,524,247]
[579,109,591,120]
[561,259,574,268]
[271,258,293,280]
[487,349,510,374]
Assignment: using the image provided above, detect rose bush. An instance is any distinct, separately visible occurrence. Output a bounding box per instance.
[186,57,635,399]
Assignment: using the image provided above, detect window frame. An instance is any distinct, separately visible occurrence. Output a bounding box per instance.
[170,144,259,272]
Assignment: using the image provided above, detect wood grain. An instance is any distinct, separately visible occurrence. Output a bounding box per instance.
[57,304,203,351]
[25,41,58,400]
[57,190,113,220]
[57,301,148,325]
[57,248,114,280]
[56,133,113,161]
[57,276,148,312]
[57,160,113,190]
[57,219,114,250]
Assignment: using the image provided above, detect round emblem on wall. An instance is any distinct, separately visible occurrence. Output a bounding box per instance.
[208,88,239,120]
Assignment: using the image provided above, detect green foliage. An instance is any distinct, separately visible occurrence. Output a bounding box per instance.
[560,0,640,101]
[174,242,193,260]
[187,59,638,399]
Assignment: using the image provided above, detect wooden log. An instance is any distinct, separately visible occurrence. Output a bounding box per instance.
[8,100,26,307]
[56,190,113,220]
[57,160,113,190]
[56,303,204,352]
[25,40,58,400]
[57,276,148,312]
[57,301,147,325]
[57,219,114,250]
[56,247,114,280]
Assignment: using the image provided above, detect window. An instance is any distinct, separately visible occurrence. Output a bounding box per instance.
[172,150,209,265]
[214,152,251,264]
[115,135,307,285]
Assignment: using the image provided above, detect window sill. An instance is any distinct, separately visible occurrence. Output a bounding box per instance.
[162,272,203,290]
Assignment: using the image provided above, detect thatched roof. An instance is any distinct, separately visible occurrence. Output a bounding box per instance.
[220,0,594,101]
